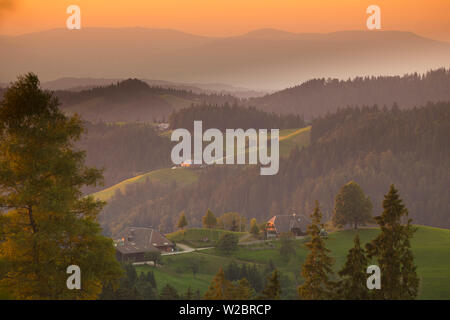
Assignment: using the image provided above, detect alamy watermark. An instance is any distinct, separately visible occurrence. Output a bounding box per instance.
[366,265,381,289]
[65,5,381,31]
[171,121,279,176]
[66,5,81,30]
[366,5,381,30]
[66,265,81,290]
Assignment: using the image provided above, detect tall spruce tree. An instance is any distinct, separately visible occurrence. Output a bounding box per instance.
[159,284,179,300]
[337,234,370,299]
[232,278,254,300]
[298,201,335,300]
[259,269,281,300]
[184,286,194,300]
[204,268,234,300]
[365,184,420,299]
[0,73,122,299]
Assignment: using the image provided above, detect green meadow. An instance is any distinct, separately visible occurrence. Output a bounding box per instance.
[167,228,247,248]
[136,226,450,300]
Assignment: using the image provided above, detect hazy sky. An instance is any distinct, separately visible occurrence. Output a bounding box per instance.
[0,0,449,41]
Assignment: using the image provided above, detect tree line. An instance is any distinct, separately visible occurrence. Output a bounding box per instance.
[55,78,239,108]
[53,79,240,123]
[169,103,305,131]
[249,68,450,119]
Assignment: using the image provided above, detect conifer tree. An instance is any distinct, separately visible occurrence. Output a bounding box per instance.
[216,232,239,255]
[298,201,335,300]
[177,211,188,230]
[204,268,234,300]
[259,269,281,300]
[202,209,217,229]
[365,185,420,299]
[232,278,254,300]
[159,284,179,300]
[184,286,193,300]
[337,234,370,299]
[194,289,202,300]
[146,271,157,289]
[224,261,240,281]
[265,259,276,274]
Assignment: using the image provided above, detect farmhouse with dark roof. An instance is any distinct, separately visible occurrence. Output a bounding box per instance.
[115,227,175,262]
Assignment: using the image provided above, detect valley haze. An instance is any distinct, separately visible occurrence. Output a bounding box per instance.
[1,28,449,90]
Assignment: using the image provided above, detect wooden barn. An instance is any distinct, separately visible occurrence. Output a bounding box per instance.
[115,227,175,263]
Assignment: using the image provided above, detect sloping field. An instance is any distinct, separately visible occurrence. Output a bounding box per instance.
[92,167,198,201]
[92,126,311,202]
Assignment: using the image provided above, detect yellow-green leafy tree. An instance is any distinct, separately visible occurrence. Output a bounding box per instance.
[0,73,122,299]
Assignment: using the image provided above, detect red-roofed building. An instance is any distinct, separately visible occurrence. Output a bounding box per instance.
[266,214,304,238]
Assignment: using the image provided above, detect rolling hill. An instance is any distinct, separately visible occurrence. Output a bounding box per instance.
[249,68,450,118]
[39,77,267,98]
[54,79,239,123]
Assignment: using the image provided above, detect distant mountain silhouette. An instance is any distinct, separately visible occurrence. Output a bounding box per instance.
[41,78,122,91]
[1,28,449,89]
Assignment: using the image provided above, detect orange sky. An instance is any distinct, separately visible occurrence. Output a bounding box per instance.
[1,0,449,41]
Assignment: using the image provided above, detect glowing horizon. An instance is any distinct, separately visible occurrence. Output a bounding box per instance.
[0,0,449,42]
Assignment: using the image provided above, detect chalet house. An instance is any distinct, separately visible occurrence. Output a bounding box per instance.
[266,214,304,238]
[180,159,204,168]
[115,227,175,263]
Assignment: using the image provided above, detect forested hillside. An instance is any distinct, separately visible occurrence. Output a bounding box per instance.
[100,102,450,236]
[5,69,449,124]
[169,104,305,131]
[55,79,239,122]
[77,122,173,192]
[250,69,450,119]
